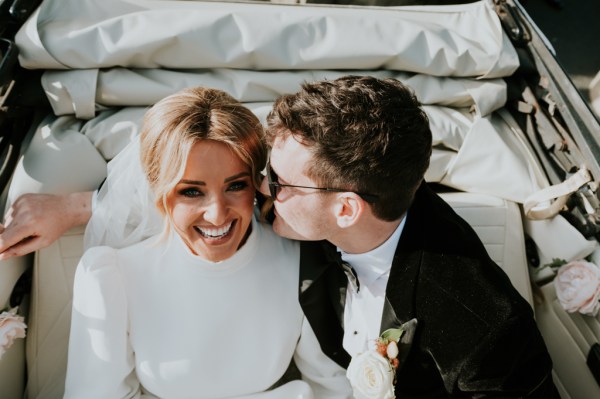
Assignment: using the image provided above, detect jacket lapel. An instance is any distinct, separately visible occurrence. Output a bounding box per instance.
[381,182,433,325]
[377,183,434,367]
[299,240,351,368]
[380,296,419,367]
[380,253,421,371]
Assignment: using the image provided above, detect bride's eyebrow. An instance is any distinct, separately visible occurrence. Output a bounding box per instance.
[224,172,251,183]
[179,179,205,186]
[179,172,250,186]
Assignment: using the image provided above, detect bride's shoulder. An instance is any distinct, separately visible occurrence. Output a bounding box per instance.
[79,235,160,272]
[77,245,119,276]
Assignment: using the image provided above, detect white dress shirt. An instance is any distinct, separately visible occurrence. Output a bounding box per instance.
[340,215,407,357]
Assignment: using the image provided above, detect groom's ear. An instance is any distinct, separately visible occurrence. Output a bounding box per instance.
[334,192,364,228]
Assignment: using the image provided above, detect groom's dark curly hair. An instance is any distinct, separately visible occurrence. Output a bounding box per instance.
[266,75,432,221]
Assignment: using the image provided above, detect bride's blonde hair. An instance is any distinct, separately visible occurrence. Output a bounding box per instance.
[139,87,267,218]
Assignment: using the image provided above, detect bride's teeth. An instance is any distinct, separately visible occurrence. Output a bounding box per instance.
[198,222,233,238]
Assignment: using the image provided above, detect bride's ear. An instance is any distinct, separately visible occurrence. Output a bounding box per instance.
[333,192,364,228]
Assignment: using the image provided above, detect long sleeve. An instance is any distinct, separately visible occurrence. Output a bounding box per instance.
[64,246,141,399]
[294,317,353,399]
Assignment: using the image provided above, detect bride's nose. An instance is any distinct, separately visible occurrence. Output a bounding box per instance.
[203,196,228,225]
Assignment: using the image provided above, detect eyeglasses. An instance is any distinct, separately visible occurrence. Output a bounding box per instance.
[266,161,378,203]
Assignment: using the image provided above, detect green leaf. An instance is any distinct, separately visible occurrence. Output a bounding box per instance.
[381,327,404,343]
[544,258,568,268]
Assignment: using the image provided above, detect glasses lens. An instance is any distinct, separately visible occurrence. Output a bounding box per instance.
[266,163,279,199]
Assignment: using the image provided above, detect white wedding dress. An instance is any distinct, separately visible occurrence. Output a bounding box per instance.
[64,217,351,399]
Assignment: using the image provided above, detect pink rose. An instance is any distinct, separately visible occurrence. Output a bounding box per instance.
[554,260,600,316]
[0,308,27,360]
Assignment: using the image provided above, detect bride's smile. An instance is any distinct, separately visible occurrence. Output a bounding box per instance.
[194,220,234,239]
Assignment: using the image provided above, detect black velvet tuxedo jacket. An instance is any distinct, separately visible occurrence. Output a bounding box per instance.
[298,183,558,398]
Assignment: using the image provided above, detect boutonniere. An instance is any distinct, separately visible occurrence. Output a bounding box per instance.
[346,327,404,399]
[0,306,27,360]
[551,258,600,316]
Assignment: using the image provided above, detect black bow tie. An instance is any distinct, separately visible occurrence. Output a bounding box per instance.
[322,243,360,292]
[340,261,360,293]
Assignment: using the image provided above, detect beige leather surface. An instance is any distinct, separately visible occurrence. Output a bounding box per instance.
[25,226,84,399]
[0,242,32,399]
[535,282,600,399]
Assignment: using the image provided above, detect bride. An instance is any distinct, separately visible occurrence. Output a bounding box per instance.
[64,87,352,398]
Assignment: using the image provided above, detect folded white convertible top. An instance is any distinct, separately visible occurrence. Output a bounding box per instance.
[12,0,541,203]
[41,68,508,119]
[17,0,518,78]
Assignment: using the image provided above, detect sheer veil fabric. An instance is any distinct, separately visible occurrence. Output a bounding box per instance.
[84,136,163,250]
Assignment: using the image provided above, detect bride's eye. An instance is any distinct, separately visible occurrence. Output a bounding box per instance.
[179,187,203,198]
[227,181,249,192]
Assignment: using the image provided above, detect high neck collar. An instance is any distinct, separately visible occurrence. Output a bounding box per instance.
[171,216,260,275]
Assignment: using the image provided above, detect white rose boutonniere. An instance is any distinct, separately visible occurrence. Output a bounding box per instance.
[0,307,27,360]
[554,259,600,316]
[346,328,403,399]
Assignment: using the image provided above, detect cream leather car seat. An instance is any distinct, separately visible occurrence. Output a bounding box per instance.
[535,279,600,398]
[3,116,107,399]
[25,226,84,399]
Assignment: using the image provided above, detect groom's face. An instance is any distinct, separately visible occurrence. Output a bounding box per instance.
[260,134,335,242]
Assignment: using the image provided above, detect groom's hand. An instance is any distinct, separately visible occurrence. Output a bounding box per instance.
[0,192,93,260]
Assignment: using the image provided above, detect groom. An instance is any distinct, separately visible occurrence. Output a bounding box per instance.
[1,76,557,397]
[258,76,558,397]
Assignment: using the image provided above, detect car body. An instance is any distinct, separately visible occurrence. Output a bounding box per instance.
[1,0,599,398]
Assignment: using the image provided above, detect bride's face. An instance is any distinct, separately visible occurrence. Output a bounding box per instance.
[166,140,255,262]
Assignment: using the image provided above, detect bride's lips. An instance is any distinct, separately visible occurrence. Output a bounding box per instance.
[193,220,237,244]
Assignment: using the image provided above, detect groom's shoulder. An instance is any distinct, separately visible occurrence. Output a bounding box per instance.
[298,240,330,263]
